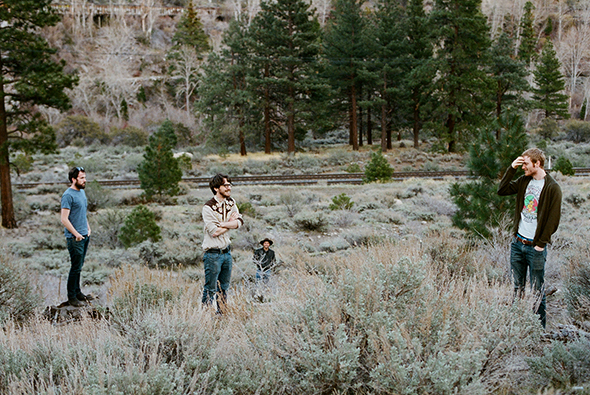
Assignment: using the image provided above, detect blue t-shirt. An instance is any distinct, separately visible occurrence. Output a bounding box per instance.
[61,188,88,238]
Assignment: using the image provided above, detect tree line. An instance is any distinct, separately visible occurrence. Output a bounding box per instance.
[193,0,570,155]
[0,0,573,229]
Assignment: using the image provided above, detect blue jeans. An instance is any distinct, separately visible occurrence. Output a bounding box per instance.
[202,250,233,308]
[256,269,271,284]
[510,236,547,328]
[66,236,90,300]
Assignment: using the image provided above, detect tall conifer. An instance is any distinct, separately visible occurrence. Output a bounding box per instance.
[248,0,325,153]
[533,40,570,119]
[138,120,183,198]
[430,0,493,152]
[489,31,530,128]
[0,0,78,228]
[323,0,371,151]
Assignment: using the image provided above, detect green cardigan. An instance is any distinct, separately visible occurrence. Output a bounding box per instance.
[498,166,562,248]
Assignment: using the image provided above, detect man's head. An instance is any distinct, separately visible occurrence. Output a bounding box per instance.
[521,148,546,177]
[260,238,273,250]
[210,173,232,198]
[68,167,86,190]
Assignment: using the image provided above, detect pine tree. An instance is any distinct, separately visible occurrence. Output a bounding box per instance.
[119,205,162,248]
[532,40,570,119]
[518,1,537,65]
[430,0,493,152]
[489,31,530,127]
[197,19,261,155]
[401,0,435,148]
[323,0,371,151]
[372,0,404,152]
[449,111,528,238]
[137,120,183,198]
[172,1,210,54]
[0,0,78,228]
[248,0,325,153]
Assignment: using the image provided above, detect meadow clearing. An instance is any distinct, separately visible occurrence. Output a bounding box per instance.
[1,142,589,394]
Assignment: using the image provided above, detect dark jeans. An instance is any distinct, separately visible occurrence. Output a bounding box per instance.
[510,236,547,328]
[202,250,233,309]
[66,236,90,300]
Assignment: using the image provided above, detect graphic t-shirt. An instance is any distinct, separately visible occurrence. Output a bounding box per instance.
[517,178,545,239]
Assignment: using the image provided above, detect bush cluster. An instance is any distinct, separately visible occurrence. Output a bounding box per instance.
[0,256,41,326]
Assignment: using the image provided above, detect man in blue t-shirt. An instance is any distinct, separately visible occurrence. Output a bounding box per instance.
[61,167,92,307]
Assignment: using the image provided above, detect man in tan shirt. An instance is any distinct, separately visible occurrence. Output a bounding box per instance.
[201,173,243,312]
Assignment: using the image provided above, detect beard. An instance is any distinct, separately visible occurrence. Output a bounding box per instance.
[75,181,86,189]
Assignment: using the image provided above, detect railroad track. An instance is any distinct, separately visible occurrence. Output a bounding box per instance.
[13,168,590,190]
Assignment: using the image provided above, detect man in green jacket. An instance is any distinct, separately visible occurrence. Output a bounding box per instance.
[498,148,562,329]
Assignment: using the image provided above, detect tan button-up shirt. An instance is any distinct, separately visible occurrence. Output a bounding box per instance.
[202,196,243,251]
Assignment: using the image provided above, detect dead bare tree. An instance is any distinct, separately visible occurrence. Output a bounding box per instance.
[170,45,202,119]
[555,24,590,109]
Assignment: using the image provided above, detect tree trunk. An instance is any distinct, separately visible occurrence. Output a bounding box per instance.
[413,102,420,148]
[264,64,271,154]
[381,101,387,152]
[350,83,359,151]
[367,92,372,145]
[359,101,363,147]
[446,113,456,153]
[0,79,17,229]
[287,95,295,153]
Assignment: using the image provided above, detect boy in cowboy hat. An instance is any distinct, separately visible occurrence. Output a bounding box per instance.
[253,238,276,283]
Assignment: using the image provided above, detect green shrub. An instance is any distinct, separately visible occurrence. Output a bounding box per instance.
[537,117,560,140]
[0,256,42,325]
[527,339,590,391]
[119,205,162,248]
[364,150,393,183]
[110,126,148,147]
[84,180,113,211]
[564,262,590,321]
[329,193,354,211]
[280,191,303,217]
[344,163,362,173]
[92,209,126,249]
[293,211,327,232]
[553,156,575,176]
[564,119,590,143]
[56,115,109,147]
[12,153,34,175]
[237,201,256,217]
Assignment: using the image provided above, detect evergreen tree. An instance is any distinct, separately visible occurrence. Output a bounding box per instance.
[0,0,78,228]
[119,205,162,248]
[532,40,570,119]
[430,0,493,152]
[137,120,183,198]
[197,19,261,155]
[172,1,210,54]
[364,150,394,182]
[324,0,371,151]
[449,111,528,238]
[372,0,404,152]
[401,0,435,148]
[518,1,537,65]
[489,31,530,126]
[248,0,326,153]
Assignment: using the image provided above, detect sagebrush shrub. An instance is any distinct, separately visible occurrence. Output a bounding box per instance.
[293,211,327,232]
[0,256,41,325]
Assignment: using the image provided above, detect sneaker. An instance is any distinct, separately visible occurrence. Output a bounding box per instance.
[68,298,86,307]
[76,292,95,301]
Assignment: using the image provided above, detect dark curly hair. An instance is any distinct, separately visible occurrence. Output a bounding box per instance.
[209,173,230,194]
